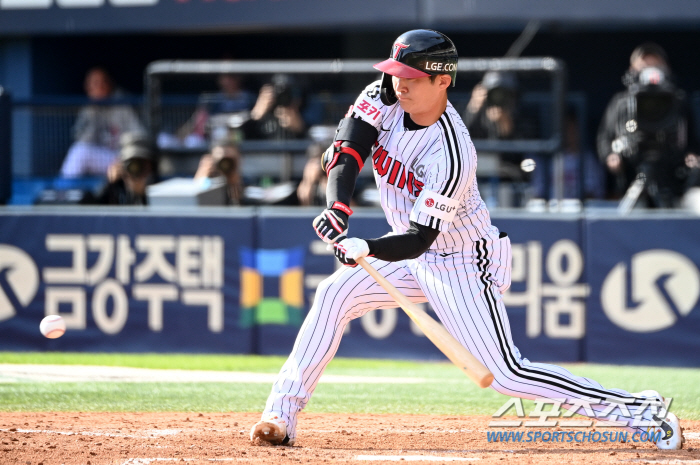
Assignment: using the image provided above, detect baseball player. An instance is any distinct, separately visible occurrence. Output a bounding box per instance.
[251,29,683,449]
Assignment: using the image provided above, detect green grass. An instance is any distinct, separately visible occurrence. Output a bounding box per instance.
[0,352,291,373]
[1,352,699,420]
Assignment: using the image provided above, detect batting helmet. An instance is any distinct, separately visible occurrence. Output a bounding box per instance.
[373,29,458,105]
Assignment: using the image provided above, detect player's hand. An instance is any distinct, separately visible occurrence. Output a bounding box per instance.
[313,208,349,244]
[313,202,353,244]
[334,237,370,267]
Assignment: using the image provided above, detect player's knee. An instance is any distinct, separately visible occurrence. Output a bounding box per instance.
[313,277,334,302]
[489,371,517,394]
[312,275,366,316]
[489,381,511,396]
[314,276,349,306]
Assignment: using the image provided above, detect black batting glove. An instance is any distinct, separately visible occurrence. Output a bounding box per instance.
[333,237,370,268]
[333,237,355,267]
[312,201,353,244]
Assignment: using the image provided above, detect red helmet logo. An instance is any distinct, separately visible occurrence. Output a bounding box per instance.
[392,42,409,60]
[425,198,434,207]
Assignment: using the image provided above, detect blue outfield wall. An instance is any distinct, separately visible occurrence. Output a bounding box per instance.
[0,208,255,354]
[584,216,700,367]
[0,207,698,367]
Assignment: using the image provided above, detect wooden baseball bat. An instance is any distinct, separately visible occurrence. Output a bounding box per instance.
[357,257,494,389]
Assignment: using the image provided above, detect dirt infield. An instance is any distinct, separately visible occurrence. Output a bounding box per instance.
[1,412,698,465]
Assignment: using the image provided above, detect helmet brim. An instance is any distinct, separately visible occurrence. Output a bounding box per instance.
[373,59,430,78]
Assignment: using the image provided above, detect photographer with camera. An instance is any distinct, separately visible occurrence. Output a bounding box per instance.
[92,132,154,205]
[173,72,255,149]
[242,73,306,140]
[597,42,698,208]
[463,71,538,206]
[193,139,243,205]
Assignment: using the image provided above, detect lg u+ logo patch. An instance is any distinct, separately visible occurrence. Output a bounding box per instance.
[425,197,454,213]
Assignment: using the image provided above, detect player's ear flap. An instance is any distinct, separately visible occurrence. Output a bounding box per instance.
[379,73,397,106]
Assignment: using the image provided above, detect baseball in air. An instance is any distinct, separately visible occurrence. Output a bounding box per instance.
[520,158,537,173]
[40,315,66,339]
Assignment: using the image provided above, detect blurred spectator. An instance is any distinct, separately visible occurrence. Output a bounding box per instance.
[296,143,327,206]
[93,133,154,205]
[463,71,538,206]
[194,140,243,205]
[597,42,699,207]
[530,109,605,200]
[242,74,306,140]
[60,67,144,178]
[175,73,255,148]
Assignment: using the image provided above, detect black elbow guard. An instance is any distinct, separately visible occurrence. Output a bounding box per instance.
[322,117,378,173]
[336,117,378,157]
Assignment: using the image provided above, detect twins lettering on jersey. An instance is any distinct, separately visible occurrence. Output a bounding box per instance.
[372,143,425,197]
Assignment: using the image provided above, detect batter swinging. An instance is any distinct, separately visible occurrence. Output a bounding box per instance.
[251,29,683,450]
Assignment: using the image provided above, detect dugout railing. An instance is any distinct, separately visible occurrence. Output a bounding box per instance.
[1,58,567,205]
[145,57,566,153]
[145,58,567,201]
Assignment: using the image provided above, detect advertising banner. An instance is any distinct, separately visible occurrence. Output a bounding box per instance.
[585,216,700,367]
[2,208,697,367]
[0,210,255,353]
[253,208,445,360]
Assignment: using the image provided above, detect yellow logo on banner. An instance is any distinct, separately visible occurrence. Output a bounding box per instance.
[239,247,305,327]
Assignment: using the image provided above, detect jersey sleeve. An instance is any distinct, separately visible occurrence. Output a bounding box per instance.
[409,129,475,232]
[346,80,390,130]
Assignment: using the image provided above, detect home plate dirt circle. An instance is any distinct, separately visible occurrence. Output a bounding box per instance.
[1,412,698,465]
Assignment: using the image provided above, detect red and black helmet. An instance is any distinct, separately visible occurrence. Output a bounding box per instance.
[373,29,458,105]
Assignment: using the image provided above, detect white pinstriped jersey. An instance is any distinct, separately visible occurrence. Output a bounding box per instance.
[349,81,496,251]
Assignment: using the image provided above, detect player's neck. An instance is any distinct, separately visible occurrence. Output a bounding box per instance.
[406,93,448,126]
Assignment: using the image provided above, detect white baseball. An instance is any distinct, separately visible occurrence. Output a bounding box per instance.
[40,315,66,339]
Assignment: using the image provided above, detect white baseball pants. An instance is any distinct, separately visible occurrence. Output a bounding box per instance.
[262,231,659,440]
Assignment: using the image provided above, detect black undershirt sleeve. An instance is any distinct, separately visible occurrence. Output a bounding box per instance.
[365,221,440,262]
[325,116,378,208]
[325,144,363,208]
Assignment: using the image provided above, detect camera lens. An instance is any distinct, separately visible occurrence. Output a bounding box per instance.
[487,88,514,108]
[275,86,292,107]
[636,92,674,124]
[124,159,148,178]
[217,157,237,175]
